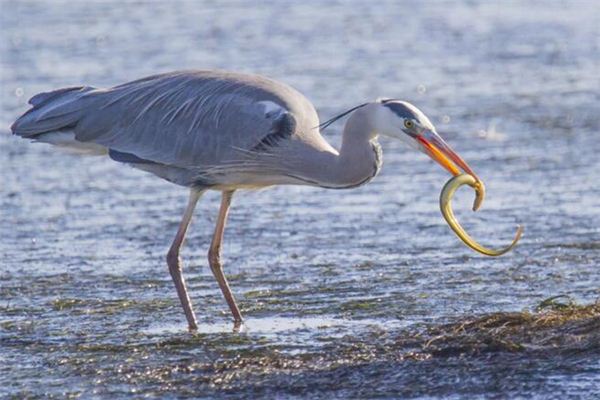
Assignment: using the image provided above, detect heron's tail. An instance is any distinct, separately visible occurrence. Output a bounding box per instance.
[11,86,107,155]
[11,86,95,137]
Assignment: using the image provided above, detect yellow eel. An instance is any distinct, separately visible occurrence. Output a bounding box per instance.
[440,174,523,256]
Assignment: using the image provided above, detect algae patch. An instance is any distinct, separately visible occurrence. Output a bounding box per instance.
[405,299,600,357]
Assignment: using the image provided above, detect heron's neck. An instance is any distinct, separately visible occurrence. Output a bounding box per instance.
[317,111,382,189]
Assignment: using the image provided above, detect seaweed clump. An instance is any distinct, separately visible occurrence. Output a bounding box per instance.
[407,296,600,358]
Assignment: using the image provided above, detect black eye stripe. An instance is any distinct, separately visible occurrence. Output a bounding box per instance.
[383,102,418,120]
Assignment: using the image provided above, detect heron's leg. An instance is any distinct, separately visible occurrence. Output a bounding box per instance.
[208,190,243,324]
[167,189,202,331]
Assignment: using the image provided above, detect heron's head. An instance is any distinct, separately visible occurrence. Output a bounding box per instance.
[374,99,479,181]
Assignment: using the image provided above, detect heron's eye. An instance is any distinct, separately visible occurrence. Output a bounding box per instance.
[404,119,414,129]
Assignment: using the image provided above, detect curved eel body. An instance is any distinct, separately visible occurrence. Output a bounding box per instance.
[440,174,523,256]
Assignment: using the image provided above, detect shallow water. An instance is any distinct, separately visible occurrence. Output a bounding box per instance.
[1,1,600,398]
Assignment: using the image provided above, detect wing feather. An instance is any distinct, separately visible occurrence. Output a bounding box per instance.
[12,71,324,181]
[78,71,315,168]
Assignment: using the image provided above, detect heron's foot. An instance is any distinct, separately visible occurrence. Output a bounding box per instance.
[188,319,199,332]
[232,319,245,333]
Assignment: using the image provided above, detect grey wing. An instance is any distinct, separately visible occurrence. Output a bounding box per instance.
[12,71,303,171]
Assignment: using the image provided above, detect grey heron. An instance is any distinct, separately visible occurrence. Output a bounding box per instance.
[11,70,479,331]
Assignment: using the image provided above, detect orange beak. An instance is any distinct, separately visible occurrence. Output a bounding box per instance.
[416,130,479,182]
